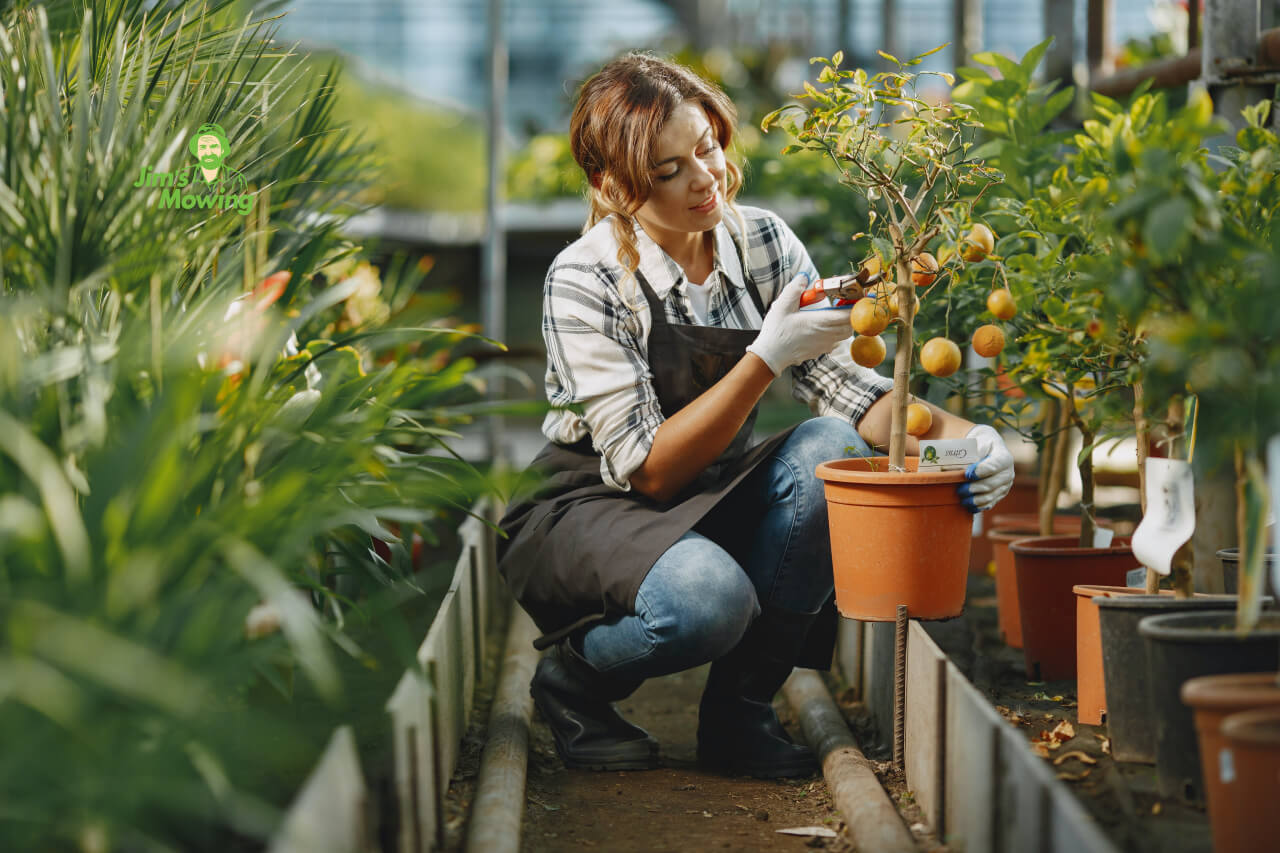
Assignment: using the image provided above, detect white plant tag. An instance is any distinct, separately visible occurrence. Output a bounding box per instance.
[1219,747,1236,784]
[1132,458,1196,576]
[919,438,979,471]
[1092,526,1115,548]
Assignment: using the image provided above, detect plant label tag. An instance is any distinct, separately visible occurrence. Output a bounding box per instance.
[918,438,978,471]
[1132,458,1196,576]
[1219,747,1236,784]
[1092,526,1115,548]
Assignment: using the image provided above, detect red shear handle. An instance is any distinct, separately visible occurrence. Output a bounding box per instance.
[798,286,827,308]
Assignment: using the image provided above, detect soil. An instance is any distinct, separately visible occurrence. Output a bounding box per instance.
[932,576,1213,853]
[442,574,1214,853]
[443,653,939,852]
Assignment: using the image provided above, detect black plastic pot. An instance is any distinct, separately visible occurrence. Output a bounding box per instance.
[1096,594,1239,764]
[1139,610,1280,804]
[1217,547,1278,598]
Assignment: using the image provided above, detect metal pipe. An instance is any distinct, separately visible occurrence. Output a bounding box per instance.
[483,0,508,463]
[1090,27,1280,99]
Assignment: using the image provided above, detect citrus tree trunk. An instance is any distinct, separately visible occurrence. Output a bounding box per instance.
[1077,421,1097,549]
[888,258,914,470]
[1039,401,1071,536]
[1166,397,1195,598]
[1134,382,1161,593]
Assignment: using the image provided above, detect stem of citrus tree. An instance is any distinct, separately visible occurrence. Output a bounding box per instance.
[1235,443,1248,631]
[1040,401,1071,536]
[1165,396,1195,598]
[1061,380,1097,549]
[1134,382,1160,593]
[888,255,914,470]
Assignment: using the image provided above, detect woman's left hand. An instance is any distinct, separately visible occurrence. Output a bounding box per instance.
[957,424,1015,513]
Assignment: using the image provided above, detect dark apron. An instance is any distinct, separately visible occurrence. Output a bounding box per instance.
[498,244,838,668]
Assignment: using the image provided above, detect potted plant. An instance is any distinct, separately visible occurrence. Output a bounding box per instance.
[763,46,1004,620]
[1079,91,1280,806]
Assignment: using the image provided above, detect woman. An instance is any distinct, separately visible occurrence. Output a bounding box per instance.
[498,53,1014,779]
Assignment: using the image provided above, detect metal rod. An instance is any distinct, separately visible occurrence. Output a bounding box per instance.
[483,0,508,463]
[892,603,907,772]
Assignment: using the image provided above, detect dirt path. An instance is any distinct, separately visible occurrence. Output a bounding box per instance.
[520,664,856,853]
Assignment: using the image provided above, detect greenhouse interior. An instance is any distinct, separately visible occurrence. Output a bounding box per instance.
[2,0,1280,851]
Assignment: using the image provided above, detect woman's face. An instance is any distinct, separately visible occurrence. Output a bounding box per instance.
[632,100,726,243]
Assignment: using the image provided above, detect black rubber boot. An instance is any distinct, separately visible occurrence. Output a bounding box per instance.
[696,605,820,778]
[530,638,660,771]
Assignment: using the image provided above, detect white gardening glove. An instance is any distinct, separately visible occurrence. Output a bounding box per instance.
[957,424,1015,513]
[745,272,852,377]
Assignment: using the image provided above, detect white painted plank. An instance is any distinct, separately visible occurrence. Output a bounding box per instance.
[269,727,367,853]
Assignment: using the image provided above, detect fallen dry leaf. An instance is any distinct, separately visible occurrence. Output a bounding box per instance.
[1057,769,1092,781]
[1032,741,1052,758]
[1152,802,1163,815]
[1053,750,1098,766]
[1094,734,1111,754]
[1051,720,1076,742]
[777,827,838,838]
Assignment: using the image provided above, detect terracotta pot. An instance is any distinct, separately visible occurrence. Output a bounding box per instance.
[1219,707,1280,853]
[987,515,1094,649]
[1073,584,1142,725]
[816,456,970,621]
[1009,536,1137,681]
[969,474,1039,575]
[1182,673,1280,853]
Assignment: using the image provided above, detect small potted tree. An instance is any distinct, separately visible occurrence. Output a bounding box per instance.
[1085,94,1280,808]
[762,47,1003,620]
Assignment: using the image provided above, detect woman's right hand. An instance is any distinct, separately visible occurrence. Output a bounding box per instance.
[745,273,853,377]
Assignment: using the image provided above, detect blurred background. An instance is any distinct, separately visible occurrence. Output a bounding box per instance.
[270,0,1249,455]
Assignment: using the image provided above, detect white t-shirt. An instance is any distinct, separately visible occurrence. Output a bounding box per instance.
[685,272,714,324]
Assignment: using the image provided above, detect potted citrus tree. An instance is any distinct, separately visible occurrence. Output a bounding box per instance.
[762,47,1003,620]
[1080,92,1280,811]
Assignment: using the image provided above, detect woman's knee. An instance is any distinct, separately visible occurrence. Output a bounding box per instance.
[789,416,868,467]
[644,535,759,659]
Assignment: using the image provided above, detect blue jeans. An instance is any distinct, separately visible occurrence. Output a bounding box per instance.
[578,416,871,681]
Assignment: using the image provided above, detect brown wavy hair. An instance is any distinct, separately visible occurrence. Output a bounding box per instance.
[569,52,744,279]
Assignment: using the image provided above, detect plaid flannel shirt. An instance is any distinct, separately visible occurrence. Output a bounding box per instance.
[541,204,892,491]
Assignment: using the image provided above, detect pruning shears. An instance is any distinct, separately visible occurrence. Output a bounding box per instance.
[798,269,885,309]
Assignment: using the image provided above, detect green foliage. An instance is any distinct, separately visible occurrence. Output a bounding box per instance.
[762,46,1000,463]
[0,1,502,847]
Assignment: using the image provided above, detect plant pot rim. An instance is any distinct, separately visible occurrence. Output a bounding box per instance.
[1073,583,1140,598]
[1181,672,1280,710]
[1094,592,1239,612]
[816,456,968,485]
[1138,610,1280,641]
[1216,547,1279,561]
[1221,707,1280,746]
[1007,535,1132,557]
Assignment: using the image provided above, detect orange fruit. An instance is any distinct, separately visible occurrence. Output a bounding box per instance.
[911,252,939,287]
[963,223,996,262]
[888,286,920,317]
[906,402,933,436]
[856,255,883,284]
[972,324,1005,358]
[986,288,1016,320]
[850,334,886,368]
[850,298,890,336]
[920,337,962,377]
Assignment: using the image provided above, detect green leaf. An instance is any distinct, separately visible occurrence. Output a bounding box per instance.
[877,50,902,65]
[1142,196,1193,258]
[1019,38,1054,77]
[832,50,844,67]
